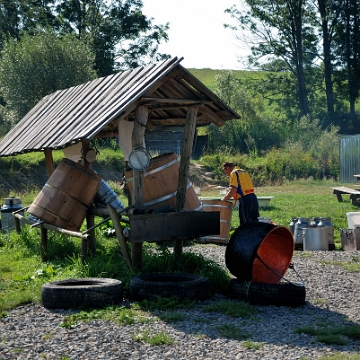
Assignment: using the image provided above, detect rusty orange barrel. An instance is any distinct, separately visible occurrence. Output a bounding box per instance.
[225,221,294,284]
[28,158,101,231]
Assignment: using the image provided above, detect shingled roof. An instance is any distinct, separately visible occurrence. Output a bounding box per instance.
[0,56,240,157]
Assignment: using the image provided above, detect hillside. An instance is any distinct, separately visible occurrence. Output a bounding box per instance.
[0,154,221,199]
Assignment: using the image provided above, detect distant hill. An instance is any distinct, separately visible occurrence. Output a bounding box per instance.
[188,68,264,90]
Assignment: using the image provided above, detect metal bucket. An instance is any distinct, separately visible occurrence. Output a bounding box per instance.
[125,153,201,211]
[94,180,124,213]
[225,221,294,284]
[196,199,233,244]
[1,197,24,232]
[301,227,328,251]
[28,158,101,231]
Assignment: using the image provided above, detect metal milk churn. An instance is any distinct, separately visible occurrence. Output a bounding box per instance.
[318,217,334,247]
[289,218,298,235]
[0,197,24,232]
[309,217,320,228]
[293,217,309,245]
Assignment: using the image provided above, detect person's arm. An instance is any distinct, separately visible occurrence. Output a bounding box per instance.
[221,187,237,202]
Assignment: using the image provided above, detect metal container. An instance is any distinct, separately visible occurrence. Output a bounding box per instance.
[294,217,310,245]
[318,217,334,245]
[225,221,294,284]
[95,180,124,213]
[1,197,24,232]
[302,227,328,251]
[289,217,298,235]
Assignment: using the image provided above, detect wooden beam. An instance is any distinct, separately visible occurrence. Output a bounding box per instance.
[107,205,132,270]
[128,211,220,243]
[44,149,54,178]
[131,105,148,270]
[140,97,212,105]
[174,106,198,266]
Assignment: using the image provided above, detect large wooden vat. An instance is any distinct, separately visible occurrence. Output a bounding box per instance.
[125,153,201,211]
[28,158,101,231]
[197,199,233,244]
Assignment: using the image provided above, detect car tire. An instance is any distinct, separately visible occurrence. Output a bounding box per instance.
[129,273,209,301]
[42,278,123,309]
[229,279,306,307]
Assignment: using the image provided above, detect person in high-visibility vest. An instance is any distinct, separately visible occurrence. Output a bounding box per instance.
[221,162,260,225]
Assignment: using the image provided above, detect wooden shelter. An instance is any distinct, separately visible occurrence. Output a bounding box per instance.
[0,56,240,268]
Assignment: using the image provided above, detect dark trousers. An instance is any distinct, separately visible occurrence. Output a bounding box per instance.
[238,193,260,225]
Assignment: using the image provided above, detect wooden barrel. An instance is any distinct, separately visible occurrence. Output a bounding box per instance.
[197,199,233,244]
[28,158,101,231]
[125,153,201,211]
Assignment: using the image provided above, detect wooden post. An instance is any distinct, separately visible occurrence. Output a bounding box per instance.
[41,227,48,262]
[107,205,132,270]
[174,106,198,265]
[44,149,54,177]
[86,213,96,254]
[131,105,148,270]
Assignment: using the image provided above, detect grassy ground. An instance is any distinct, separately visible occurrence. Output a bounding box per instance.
[200,178,354,245]
[0,179,358,313]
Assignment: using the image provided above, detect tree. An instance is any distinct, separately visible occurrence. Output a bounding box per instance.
[333,0,360,114]
[207,70,286,154]
[55,0,170,76]
[0,0,59,50]
[310,0,342,114]
[0,30,96,121]
[225,0,318,118]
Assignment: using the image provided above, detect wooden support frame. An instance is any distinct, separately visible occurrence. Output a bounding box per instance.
[128,211,220,243]
[130,105,148,270]
[174,106,198,265]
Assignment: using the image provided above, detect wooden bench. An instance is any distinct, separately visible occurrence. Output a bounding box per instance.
[332,186,360,205]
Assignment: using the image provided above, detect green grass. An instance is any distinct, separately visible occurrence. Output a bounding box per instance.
[295,323,360,345]
[216,323,251,340]
[202,178,353,245]
[1,178,359,314]
[132,329,174,346]
[202,299,256,318]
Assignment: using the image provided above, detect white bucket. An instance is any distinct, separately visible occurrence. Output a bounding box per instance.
[302,227,328,251]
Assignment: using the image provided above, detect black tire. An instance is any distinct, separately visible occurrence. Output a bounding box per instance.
[229,279,306,307]
[42,278,123,309]
[130,273,209,301]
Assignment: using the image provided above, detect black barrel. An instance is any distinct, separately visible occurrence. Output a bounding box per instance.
[225,221,294,284]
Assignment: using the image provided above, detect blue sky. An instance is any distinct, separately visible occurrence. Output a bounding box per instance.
[142,0,250,70]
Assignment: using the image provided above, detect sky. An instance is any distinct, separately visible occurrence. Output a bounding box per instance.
[142,0,250,70]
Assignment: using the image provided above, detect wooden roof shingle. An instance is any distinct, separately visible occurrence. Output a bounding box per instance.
[0,56,240,157]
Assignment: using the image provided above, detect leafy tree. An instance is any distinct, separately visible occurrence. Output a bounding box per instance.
[55,0,170,76]
[310,0,342,114]
[225,0,318,118]
[207,70,286,154]
[0,30,96,121]
[332,0,360,114]
[0,0,59,50]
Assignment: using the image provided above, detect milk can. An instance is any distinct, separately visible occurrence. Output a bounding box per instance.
[1,197,24,232]
[309,217,320,228]
[294,217,310,246]
[289,218,298,235]
[318,217,334,247]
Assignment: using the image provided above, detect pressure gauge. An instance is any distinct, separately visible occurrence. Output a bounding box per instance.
[128,148,151,171]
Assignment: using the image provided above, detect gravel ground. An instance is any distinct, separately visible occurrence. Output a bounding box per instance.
[1,245,360,360]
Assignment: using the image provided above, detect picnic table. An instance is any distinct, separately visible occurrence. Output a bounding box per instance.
[332,186,360,205]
